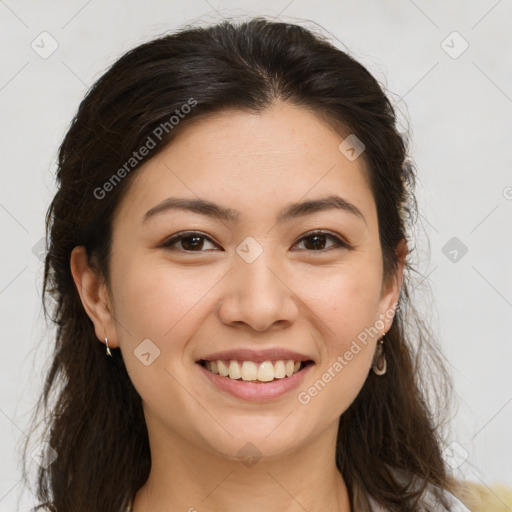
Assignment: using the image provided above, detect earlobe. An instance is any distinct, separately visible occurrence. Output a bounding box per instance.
[70,246,118,348]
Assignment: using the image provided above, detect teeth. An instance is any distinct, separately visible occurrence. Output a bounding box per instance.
[218,360,229,377]
[228,361,242,379]
[257,361,274,382]
[285,360,295,377]
[274,360,286,379]
[203,359,306,382]
[241,361,258,381]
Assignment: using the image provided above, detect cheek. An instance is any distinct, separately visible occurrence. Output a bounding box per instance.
[294,263,381,417]
[110,259,220,422]
[111,257,223,343]
[303,259,383,340]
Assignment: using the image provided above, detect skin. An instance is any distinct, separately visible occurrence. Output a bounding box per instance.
[71,101,406,512]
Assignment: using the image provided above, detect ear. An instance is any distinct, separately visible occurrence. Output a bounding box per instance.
[70,246,119,348]
[378,238,408,333]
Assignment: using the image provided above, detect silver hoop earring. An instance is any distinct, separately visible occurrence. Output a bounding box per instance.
[372,337,387,376]
[104,337,113,357]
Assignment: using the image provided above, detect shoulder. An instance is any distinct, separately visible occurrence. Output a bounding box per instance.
[397,469,472,511]
[366,481,472,511]
[415,480,472,511]
[423,486,472,511]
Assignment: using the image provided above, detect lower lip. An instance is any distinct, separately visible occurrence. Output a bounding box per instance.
[197,362,314,402]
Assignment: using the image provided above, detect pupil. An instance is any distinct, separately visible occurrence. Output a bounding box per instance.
[305,234,325,250]
[183,236,203,250]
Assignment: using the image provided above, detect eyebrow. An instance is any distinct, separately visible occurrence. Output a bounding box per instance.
[143,194,366,225]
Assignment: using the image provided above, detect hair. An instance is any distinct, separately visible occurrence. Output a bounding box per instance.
[23,16,457,512]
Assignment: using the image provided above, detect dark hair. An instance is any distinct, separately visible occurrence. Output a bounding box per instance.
[23,17,456,512]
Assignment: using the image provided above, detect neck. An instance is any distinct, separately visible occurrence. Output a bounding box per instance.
[132,418,351,512]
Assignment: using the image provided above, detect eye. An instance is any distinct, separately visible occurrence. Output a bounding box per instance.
[292,231,349,252]
[161,231,220,252]
[161,230,349,253]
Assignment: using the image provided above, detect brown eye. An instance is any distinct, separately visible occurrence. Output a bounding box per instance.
[161,230,349,253]
[293,231,348,252]
[162,232,219,252]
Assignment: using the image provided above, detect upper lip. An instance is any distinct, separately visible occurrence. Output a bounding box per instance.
[197,348,314,364]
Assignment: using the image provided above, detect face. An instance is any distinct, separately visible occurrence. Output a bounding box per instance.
[74,101,403,462]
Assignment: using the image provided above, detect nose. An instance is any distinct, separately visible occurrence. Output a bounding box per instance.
[217,250,299,332]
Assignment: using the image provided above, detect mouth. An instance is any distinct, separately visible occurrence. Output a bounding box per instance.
[197,358,315,383]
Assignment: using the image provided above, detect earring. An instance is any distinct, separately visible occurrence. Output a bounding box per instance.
[372,337,387,375]
[104,337,113,357]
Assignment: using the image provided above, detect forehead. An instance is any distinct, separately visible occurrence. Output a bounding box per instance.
[113,102,377,227]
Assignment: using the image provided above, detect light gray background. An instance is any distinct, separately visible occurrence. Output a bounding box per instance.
[1,0,511,509]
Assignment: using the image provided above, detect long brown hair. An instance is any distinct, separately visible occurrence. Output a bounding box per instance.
[23,17,456,511]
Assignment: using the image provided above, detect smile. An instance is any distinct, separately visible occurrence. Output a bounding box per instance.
[199,359,313,383]
[196,359,315,401]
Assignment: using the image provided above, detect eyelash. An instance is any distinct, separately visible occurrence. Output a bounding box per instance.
[160,230,350,253]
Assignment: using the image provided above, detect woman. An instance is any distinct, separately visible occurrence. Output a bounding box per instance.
[24,17,472,511]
